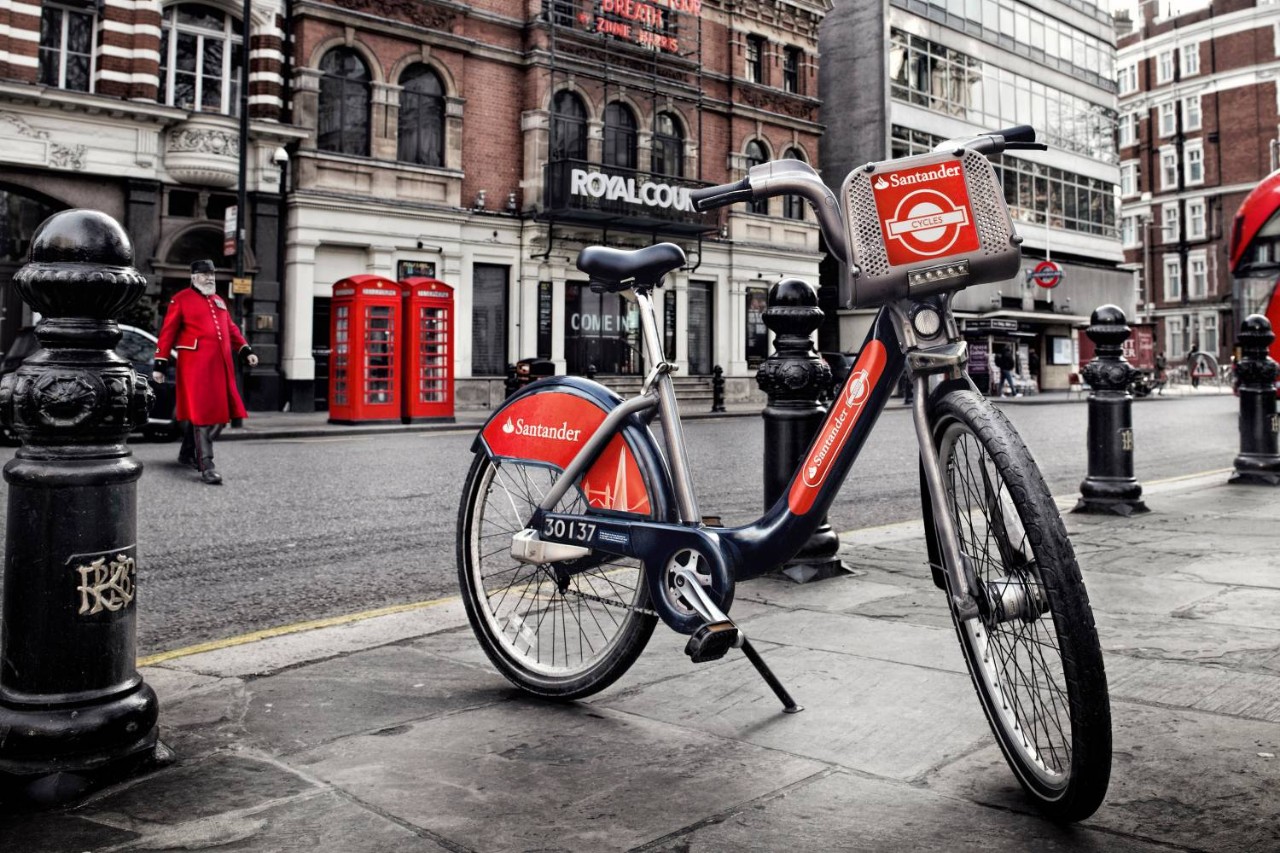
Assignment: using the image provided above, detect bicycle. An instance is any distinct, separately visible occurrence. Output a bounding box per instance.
[456,126,1112,822]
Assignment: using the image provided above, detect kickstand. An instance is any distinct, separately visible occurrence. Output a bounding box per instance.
[740,637,803,714]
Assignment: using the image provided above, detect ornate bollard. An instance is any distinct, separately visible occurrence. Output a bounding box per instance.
[1229,314,1280,486]
[756,278,848,582]
[0,210,168,804]
[710,364,726,413]
[1074,305,1149,516]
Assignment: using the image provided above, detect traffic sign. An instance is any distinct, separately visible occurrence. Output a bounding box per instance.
[1028,259,1063,289]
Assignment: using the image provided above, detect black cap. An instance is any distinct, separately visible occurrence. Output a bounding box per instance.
[191,259,216,274]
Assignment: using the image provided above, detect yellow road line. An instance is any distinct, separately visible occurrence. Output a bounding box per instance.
[138,595,460,667]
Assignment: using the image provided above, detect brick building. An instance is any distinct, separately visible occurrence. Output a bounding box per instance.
[1117,0,1280,366]
[0,0,299,408]
[0,0,830,412]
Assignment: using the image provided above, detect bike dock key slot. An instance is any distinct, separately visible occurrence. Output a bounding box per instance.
[673,569,803,714]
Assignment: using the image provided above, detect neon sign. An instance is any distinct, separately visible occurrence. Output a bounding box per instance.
[577,0,701,54]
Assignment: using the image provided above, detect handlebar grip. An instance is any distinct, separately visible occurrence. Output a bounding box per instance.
[995,125,1036,145]
[690,178,753,212]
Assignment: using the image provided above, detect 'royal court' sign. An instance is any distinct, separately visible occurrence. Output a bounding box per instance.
[542,160,714,235]
[570,168,696,213]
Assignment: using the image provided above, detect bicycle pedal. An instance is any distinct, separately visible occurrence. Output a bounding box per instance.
[684,621,740,663]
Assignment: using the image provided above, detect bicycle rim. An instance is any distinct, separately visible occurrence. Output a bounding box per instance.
[463,455,653,683]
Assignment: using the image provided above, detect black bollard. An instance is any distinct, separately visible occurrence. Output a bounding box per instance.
[586,362,597,381]
[711,364,726,413]
[0,210,170,805]
[756,279,849,582]
[1074,305,1149,516]
[503,363,519,398]
[1229,314,1280,486]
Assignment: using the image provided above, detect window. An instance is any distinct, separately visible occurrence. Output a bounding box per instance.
[1187,198,1206,239]
[783,47,801,94]
[603,102,637,170]
[1180,42,1200,77]
[1160,147,1178,190]
[397,65,445,167]
[746,34,765,84]
[1119,113,1137,148]
[1157,50,1174,84]
[1162,202,1179,243]
[159,4,243,114]
[550,90,588,161]
[1121,161,1138,197]
[39,5,94,92]
[318,48,371,156]
[1164,255,1182,301]
[745,140,769,215]
[471,264,508,376]
[652,112,684,177]
[1185,142,1204,185]
[1158,102,1176,137]
[1200,312,1218,353]
[1188,252,1208,299]
[1183,95,1201,131]
[1121,214,1138,247]
[1118,64,1138,94]
[1167,316,1185,357]
[783,147,807,220]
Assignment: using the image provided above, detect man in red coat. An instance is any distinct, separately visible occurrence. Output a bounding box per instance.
[152,260,257,484]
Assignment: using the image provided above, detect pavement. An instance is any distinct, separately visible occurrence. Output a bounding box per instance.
[2,466,1277,852]
[216,381,1235,442]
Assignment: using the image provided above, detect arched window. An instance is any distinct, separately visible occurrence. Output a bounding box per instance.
[159,4,243,114]
[318,48,371,156]
[550,90,587,162]
[745,140,769,215]
[651,112,684,178]
[398,64,445,167]
[603,102,637,170]
[783,147,807,220]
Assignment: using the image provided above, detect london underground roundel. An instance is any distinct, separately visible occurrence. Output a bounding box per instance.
[871,162,981,266]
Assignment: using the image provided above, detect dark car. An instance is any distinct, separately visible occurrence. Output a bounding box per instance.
[1,325,179,441]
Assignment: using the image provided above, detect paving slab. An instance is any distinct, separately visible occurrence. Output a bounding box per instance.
[640,769,1170,853]
[1170,586,1280,631]
[924,701,1280,853]
[1106,655,1280,723]
[1096,612,1280,676]
[295,700,828,853]
[734,571,921,613]
[599,645,991,780]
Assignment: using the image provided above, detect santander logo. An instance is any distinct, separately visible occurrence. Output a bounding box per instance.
[501,417,582,442]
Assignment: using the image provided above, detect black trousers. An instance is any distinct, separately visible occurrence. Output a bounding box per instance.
[180,422,224,471]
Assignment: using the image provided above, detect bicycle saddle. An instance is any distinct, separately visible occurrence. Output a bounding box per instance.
[577,243,686,290]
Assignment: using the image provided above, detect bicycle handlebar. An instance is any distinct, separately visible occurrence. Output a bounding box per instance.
[690,178,753,212]
[933,125,1045,156]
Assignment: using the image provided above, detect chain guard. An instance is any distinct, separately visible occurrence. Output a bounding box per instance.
[642,537,735,635]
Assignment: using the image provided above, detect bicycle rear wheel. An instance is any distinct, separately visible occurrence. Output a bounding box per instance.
[931,389,1111,822]
[456,453,658,700]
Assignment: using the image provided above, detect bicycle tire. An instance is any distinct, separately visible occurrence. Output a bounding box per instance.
[457,452,658,700]
[931,389,1111,822]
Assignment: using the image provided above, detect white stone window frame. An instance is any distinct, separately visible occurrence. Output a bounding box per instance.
[1159,147,1178,191]
[1188,250,1209,300]
[1121,160,1139,198]
[1157,50,1175,85]
[1180,42,1200,77]
[1118,63,1138,95]
[1199,309,1219,353]
[39,4,97,93]
[1121,214,1140,249]
[1187,197,1207,240]
[1183,94,1202,131]
[159,4,244,116]
[1161,201,1179,243]
[1163,254,1183,302]
[1167,315,1185,358]
[1119,112,1137,148]
[1158,102,1177,138]
[1184,140,1205,186]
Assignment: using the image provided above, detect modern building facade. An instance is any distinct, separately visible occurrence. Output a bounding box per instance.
[1116,0,1280,366]
[820,0,1128,390]
[1,0,831,412]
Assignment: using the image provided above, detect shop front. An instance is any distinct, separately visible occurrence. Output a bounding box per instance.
[962,312,1088,393]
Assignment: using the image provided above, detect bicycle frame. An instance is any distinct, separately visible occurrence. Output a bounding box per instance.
[518,284,981,625]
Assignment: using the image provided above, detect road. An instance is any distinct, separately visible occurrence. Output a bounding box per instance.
[0,395,1242,655]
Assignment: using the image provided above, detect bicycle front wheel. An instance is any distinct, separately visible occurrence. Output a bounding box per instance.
[456,453,658,701]
[931,389,1111,822]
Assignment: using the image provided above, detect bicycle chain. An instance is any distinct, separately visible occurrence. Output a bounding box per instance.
[560,586,658,617]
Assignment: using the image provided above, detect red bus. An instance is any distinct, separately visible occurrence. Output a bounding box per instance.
[1229,168,1280,395]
